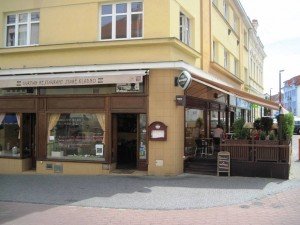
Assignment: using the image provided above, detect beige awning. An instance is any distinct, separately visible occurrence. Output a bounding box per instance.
[190,75,279,110]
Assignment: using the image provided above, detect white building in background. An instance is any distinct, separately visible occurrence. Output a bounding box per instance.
[283,75,300,116]
[247,19,266,120]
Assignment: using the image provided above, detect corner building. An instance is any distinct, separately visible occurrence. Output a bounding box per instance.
[0,0,277,176]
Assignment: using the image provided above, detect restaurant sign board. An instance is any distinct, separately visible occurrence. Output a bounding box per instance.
[217,151,230,176]
[178,71,192,90]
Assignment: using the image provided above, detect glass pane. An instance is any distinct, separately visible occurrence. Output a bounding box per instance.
[19,13,28,23]
[184,109,205,156]
[139,114,147,160]
[116,3,127,13]
[0,113,20,157]
[116,15,127,38]
[31,12,40,22]
[102,5,112,15]
[6,25,15,46]
[30,23,39,45]
[131,14,142,38]
[47,113,105,160]
[210,111,219,133]
[7,15,16,24]
[101,16,112,39]
[131,2,143,12]
[18,24,27,45]
[0,88,37,96]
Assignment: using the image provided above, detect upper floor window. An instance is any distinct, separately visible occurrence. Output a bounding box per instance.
[243,30,248,48]
[6,12,39,47]
[224,49,229,69]
[234,58,239,76]
[223,0,229,20]
[212,40,218,62]
[100,2,143,40]
[233,14,239,33]
[180,12,190,45]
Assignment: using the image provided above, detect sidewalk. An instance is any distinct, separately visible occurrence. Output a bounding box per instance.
[1,186,300,225]
[0,136,299,224]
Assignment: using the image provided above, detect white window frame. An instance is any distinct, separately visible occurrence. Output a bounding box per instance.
[212,40,218,62]
[100,2,144,40]
[234,58,239,76]
[223,0,229,20]
[224,49,229,69]
[5,11,40,47]
[180,12,191,46]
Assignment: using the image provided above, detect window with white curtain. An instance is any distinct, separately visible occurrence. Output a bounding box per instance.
[180,12,191,46]
[100,2,143,40]
[5,12,40,47]
[47,113,106,161]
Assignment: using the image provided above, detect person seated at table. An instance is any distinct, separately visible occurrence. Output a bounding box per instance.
[213,124,224,152]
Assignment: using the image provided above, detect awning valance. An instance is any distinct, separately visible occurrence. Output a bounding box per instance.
[0,70,148,88]
[191,75,279,110]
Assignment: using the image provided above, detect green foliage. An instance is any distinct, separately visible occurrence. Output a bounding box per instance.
[254,118,261,130]
[261,117,273,134]
[282,113,294,140]
[233,118,248,139]
[268,131,276,140]
[259,131,266,140]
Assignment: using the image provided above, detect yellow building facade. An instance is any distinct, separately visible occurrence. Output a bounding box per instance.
[0,0,274,176]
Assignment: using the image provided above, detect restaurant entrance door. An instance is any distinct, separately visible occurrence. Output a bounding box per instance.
[114,114,138,170]
[22,113,36,169]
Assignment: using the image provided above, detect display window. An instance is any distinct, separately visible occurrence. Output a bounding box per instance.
[47,113,106,161]
[0,113,21,157]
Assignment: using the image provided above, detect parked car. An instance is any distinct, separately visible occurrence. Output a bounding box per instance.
[294,117,300,134]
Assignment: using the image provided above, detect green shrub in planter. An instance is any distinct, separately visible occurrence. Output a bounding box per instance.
[282,113,294,141]
[259,131,266,140]
[268,131,276,140]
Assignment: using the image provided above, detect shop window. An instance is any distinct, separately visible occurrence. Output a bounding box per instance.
[47,113,106,161]
[5,12,39,47]
[180,12,191,46]
[185,109,205,155]
[100,2,143,40]
[0,113,21,157]
[40,84,144,95]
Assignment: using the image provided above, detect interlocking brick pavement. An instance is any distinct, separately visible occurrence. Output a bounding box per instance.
[1,186,300,225]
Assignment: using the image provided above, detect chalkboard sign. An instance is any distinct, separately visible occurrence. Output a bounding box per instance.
[217,151,230,176]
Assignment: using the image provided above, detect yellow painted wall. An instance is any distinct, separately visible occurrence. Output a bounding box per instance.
[148,69,184,176]
[0,158,31,173]
[36,161,110,175]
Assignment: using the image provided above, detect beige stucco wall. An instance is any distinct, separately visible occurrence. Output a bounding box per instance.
[36,161,111,175]
[148,69,185,176]
[0,158,32,173]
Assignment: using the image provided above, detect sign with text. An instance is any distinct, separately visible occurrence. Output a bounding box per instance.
[0,73,143,88]
[217,151,230,176]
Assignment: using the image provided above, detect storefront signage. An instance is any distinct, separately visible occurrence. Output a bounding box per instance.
[217,151,230,176]
[236,98,251,110]
[0,74,143,88]
[178,71,192,90]
[116,83,140,92]
[148,121,167,141]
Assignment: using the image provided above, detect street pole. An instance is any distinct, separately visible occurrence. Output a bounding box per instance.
[278,70,284,140]
[279,70,284,105]
[269,88,272,101]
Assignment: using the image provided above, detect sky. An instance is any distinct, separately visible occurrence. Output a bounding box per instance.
[239,0,300,95]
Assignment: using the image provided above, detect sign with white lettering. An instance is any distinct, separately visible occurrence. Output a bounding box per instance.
[178,71,192,90]
[0,74,143,88]
[217,151,230,176]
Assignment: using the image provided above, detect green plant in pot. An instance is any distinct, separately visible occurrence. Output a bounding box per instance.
[259,131,266,140]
